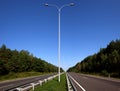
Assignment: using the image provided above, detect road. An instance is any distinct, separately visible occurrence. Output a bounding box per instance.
[0,73,56,91]
[68,72,120,91]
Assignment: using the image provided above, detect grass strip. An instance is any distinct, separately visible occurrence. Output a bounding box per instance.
[33,73,67,91]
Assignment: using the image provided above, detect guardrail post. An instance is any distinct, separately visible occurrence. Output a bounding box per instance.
[39,80,42,85]
[44,79,47,83]
[30,83,35,90]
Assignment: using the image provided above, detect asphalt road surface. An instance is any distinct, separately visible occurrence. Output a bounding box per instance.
[68,72,120,91]
[0,73,56,91]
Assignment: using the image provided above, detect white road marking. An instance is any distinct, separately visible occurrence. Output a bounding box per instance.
[68,74,86,91]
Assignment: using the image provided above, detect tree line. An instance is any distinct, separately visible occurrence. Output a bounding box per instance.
[0,45,63,76]
[67,39,120,78]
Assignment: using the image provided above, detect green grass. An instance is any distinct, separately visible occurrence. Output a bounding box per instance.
[0,72,48,81]
[33,73,67,91]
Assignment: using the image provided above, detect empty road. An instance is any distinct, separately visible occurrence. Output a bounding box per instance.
[0,73,56,91]
[68,72,120,91]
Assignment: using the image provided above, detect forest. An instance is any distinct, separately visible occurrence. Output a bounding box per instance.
[0,45,63,76]
[67,39,120,78]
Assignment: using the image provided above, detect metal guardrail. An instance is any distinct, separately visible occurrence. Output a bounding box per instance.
[9,73,66,91]
[67,73,86,91]
[66,73,77,91]
[9,74,59,91]
[66,73,74,91]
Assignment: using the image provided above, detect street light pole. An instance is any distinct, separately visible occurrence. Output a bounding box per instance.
[45,3,74,82]
[58,8,61,83]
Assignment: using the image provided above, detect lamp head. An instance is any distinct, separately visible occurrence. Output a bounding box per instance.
[70,3,74,6]
[45,3,49,6]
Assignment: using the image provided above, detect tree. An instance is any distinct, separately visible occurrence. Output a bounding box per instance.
[67,39,120,77]
[0,44,59,75]
[0,60,9,75]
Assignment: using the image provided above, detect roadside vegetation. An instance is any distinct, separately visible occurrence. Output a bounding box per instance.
[68,39,120,78]
[0,44,64,81]
[0,72,49,81]
[33,73,67,91]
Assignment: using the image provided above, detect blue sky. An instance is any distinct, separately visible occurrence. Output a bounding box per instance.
[0,0,120,71]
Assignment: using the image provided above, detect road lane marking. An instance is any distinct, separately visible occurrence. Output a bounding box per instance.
[0,84,14,89]
[68,74,86,91]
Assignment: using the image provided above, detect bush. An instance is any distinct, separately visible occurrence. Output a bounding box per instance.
[101,70,109,77]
